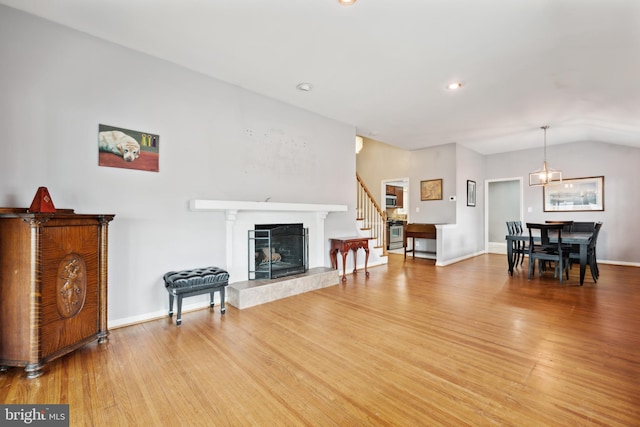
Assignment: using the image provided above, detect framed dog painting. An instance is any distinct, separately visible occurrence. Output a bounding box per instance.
[98,124,159,172]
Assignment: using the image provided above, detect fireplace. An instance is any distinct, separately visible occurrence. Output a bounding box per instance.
[248,223,308,280]
[189,199,348,284]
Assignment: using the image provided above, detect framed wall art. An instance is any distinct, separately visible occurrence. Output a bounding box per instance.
[420,179,443,201]
[98,124,159,172]
[467,180,476,207]
[543,176,604,212]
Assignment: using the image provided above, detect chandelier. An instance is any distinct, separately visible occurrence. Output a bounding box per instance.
[529,125,562,186]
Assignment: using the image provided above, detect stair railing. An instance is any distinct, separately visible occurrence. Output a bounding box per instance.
[356,173,387,254]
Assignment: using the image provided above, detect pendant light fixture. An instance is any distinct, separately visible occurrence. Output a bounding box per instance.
[355,136,364,154]
[529,125,562,186]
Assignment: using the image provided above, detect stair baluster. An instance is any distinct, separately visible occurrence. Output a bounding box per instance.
[356,173,387,255]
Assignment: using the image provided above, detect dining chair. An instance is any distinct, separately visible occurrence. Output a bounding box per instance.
[526,223,570,283]
[569,221,602,282]
[592,221,603,277]
[514,220,528,266]
[506,221,526,267]
[572,222,596,232]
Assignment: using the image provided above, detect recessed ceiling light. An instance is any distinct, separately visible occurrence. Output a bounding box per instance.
[447,82,463,90]
[296,82,313,92]
[338,0,357,5]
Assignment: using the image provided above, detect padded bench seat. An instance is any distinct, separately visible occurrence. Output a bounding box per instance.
[163,266,229,325]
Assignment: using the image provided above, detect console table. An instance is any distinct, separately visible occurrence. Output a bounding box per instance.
[329,237,370,282]
[404,223,437,259]
[0,208,114,378]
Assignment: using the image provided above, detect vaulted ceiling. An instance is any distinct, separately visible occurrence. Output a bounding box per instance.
[2,0,639,154]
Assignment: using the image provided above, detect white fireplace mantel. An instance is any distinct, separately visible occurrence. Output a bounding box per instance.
[189,199,347,216]
[190,200,348,282]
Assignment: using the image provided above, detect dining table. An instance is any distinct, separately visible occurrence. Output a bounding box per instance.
[505,229,594,285]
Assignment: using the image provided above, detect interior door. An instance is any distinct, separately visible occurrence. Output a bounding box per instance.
[485,178,522,254]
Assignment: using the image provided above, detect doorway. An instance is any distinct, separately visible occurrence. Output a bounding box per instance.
[381,178,410,221]
[485,178,522,254]
[382,178,410,253]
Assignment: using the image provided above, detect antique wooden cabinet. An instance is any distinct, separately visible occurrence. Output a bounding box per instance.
[0,208,114,378]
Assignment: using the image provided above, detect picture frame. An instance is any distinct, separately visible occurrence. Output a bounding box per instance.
[98,124,159,172]
[467,180,476,207]
[543,176,604,212]
[420,179,443,201]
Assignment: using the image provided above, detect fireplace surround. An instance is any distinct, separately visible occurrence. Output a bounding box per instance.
[189,200,348,308]
[189,199,347,284]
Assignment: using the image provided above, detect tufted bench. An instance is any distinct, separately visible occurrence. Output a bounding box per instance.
[163,267,229,325]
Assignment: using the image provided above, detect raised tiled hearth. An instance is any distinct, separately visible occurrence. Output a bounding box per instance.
[227,267,339,309]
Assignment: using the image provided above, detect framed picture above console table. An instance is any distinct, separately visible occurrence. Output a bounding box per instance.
[0,207,115,379]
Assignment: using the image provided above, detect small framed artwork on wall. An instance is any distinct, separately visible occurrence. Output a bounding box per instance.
[467,180,476,207]
[420,179,443,201]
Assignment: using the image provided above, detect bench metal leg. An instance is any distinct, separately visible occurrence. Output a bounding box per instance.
[165,285,228,325]
[176,295,183,325]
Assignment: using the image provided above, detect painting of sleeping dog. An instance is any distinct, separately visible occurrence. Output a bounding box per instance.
[98,124,159,172]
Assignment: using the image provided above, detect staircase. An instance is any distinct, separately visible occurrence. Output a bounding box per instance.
[356,173,387,261]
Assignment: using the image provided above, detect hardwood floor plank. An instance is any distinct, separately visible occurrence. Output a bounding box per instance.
[1,254,639,426]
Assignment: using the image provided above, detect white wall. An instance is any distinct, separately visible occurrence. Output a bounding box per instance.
[408,143,457,224]
[449,145,485,258]
[0,6,356,326]
[429,144,485,265]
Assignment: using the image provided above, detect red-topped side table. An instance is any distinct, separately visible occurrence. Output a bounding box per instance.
[329,237,370,282]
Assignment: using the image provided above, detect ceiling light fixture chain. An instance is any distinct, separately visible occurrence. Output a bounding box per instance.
[542,125,548,163]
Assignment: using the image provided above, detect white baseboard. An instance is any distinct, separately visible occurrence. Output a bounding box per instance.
[109,298,215,329]
[488,242,507,254]
[436,251,485,267]
[598,259,640,268]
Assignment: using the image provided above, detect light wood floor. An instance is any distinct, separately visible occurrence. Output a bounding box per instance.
[1,254,639,426]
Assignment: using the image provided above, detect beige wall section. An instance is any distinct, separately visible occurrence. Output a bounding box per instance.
[356,137,410,207]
